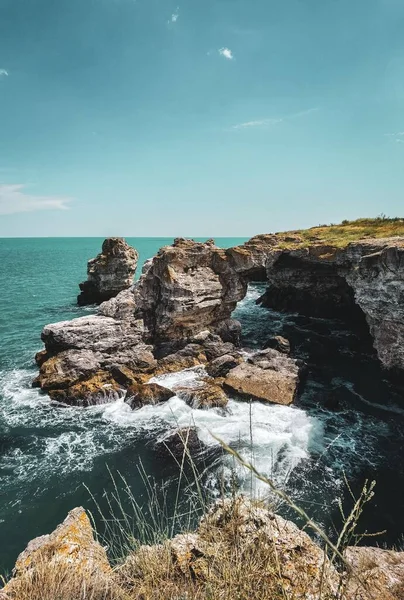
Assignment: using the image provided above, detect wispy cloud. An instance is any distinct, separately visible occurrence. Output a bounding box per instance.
[0,69,9,78]
[0,184,71,215]
[232,118,283,130]
[219,47,234,60]
[385,131,404,144]
[231,108,318,131]
[168,6,179,24]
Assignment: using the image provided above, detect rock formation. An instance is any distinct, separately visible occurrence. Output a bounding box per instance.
[224,349,301,405]
[3,497,403,600]
[77,237,139,306]
[33,232,404,407]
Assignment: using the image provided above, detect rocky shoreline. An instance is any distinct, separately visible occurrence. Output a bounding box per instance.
[32,230,404,410]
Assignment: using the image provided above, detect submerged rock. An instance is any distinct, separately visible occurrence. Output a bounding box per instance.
[224,349,301,405]
[77,237,138,306]
[263,335,291,354]
[154,427,207,461]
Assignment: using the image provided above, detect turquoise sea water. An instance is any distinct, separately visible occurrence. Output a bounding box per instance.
[1,237,404,574]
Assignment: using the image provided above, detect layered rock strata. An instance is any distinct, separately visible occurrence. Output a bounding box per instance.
[77,237,139,306]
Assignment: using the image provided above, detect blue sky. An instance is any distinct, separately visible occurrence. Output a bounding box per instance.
[0,0,403,237]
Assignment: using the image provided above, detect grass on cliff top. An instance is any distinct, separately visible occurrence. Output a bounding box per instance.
[273,216,404,249]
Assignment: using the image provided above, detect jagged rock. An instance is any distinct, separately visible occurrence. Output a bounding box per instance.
[224,349,300,405]
[345,241,404,372]
[33,234,404,400]
[78,237,139,305]
[125,382,175,409]
[206,354,242,378]
[3,507,111,598]
[263,335,291,354]
[175,382,228,409]
[133,238,248,345]
[154,427,207,461]
[155,344,207,375]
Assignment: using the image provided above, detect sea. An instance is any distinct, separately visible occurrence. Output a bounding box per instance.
[1,237,404,573]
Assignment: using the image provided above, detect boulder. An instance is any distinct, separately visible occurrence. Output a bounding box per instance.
[224,349,300,405]
[78,237,139,305]
[176,382,228,409]
[154,427,207,461]
[206,354,242,378]
[125,382,175,409]
[48,370,122,406]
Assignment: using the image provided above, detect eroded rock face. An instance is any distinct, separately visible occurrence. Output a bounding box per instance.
[133,238,248,345]
[34,234,404,406]
[345,546,404,600]
[224,349,301,405]
[345,241,404,372]
[78,238,138,306]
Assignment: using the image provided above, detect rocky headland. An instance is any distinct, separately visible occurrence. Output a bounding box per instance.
[33,219,404,409]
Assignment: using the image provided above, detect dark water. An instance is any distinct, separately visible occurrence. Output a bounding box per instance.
[0,238,403,574]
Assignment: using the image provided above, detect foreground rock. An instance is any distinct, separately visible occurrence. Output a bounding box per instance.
[224,349,301,405]
[2,507,111,598]
[3,497,404,600]
[78,237,139,305]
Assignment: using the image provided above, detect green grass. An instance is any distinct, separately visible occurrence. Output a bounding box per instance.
[271,216,404,250]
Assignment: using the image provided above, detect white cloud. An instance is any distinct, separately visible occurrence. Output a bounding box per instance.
[167,6,179,24]
[231,108,318,131]
[0,69,9,78]
[232,118,283,130]
[0,184,71,215]
[219,47,234,60]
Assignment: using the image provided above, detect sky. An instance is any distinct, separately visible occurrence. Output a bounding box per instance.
[0,0,403,237]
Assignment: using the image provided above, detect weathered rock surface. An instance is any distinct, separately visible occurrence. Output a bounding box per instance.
[250,235,404,372]
[345,546,404,600]
[34,234,404,405]
[175,381,228,409]
[224,349,301,405]
[206,353,242,378]
[125,382,174,409]
[2,507,111,598]
[78,237,138,306]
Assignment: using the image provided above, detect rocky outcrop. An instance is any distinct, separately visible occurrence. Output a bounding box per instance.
[33,233,404,406]
[345,240,404,372]
[2,507,111,598]
[77,238,138,305]
[3,497,404,600]
[131,238,247,346]
[224,349,301,405]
